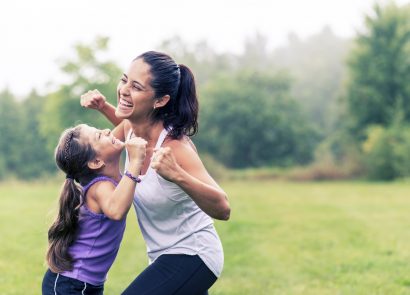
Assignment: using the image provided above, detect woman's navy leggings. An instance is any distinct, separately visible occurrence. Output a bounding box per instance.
[121,254,217,295]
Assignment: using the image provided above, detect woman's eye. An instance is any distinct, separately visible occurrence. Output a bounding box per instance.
[120,78,127,83]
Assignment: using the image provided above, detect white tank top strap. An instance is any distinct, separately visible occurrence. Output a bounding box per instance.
[155,128,169,149]
[127,129,133,141]
[127,129,167,148]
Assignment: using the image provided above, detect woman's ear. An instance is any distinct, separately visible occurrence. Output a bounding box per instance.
[154,95,170,109]
[87,158,105,170]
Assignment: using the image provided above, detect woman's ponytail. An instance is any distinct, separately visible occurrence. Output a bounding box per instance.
[167,64,198,139]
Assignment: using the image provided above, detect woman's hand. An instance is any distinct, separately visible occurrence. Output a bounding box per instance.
[80,89,107,110]
[80,89,123,128]
[151,147,181,182]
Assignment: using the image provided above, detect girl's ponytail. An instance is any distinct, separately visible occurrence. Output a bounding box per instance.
[46,179,82,272]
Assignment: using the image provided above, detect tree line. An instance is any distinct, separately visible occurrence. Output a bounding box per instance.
[1,2,410,180]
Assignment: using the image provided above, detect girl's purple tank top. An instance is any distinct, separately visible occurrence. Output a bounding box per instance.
[61,176,126,286]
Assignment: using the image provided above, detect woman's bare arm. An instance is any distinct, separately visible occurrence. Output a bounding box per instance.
[80,89,122,126]
[151,140,230,220]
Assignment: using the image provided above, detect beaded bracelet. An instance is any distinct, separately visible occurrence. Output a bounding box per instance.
[124,170,141,183]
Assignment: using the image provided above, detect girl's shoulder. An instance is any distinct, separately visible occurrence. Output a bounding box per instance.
[84,178,118,214]
[90,178,118,197]
[83,176,118,195]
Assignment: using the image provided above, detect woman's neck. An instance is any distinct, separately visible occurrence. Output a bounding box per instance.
[130,120,164,147]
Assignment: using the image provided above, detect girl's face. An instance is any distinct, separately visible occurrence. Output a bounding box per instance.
[79,124,124,164]
[115,58,156,120]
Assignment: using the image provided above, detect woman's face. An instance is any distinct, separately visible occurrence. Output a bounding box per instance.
[115,58,156,120]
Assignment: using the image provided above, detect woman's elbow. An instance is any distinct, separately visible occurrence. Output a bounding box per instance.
[220,205,231,221]
[216,197,231,221]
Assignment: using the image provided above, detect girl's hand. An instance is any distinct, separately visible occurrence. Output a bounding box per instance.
[151,147,181,182]
[80,89,106,110]
[126,137,147,171]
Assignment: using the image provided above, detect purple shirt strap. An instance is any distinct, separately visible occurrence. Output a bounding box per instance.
[82,176,119,196]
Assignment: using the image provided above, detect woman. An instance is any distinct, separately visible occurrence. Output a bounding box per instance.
[81,51,230,294]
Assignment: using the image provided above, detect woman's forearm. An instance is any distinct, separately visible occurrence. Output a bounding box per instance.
[100,102,122,126]
[173,168,230,221]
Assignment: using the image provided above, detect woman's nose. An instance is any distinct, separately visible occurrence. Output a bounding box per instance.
[119,82,130,96]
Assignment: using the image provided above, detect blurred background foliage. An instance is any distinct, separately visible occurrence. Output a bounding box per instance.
[2,2,410,181]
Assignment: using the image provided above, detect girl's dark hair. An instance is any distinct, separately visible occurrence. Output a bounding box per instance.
[136,51,199,139]
[46,126,97,273]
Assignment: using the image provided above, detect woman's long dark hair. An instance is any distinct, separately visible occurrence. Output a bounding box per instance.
[46,126,96,273]
[136,51,199,139]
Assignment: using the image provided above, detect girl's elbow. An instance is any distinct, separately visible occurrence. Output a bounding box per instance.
[106,209,126,221]
[110,214,125,221]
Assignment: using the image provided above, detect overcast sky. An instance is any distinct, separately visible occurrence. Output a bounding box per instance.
[1,0,408,96]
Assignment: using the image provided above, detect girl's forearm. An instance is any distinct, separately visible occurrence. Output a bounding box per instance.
[106,161,141,220]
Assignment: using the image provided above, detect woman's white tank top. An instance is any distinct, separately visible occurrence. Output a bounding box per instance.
[125,129,224,277]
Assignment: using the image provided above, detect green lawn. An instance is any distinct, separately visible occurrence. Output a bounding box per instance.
[1,180,410,294]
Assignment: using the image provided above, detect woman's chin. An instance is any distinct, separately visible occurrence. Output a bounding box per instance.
[115,107,131,119]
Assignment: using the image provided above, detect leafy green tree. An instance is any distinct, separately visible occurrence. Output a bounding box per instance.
[0,89,24,179]
[40,36,122,153]
[362,122,410,180]
[196,71,320,168]
[345,2,410,136]
[19,91,55,178]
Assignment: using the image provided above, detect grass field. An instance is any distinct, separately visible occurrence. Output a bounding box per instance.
[1,180,410,294]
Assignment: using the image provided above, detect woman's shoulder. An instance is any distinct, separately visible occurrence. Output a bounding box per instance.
[162,136,201,169]
[163,135,197,153]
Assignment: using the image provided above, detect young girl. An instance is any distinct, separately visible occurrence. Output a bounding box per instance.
[41,123,147,295]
